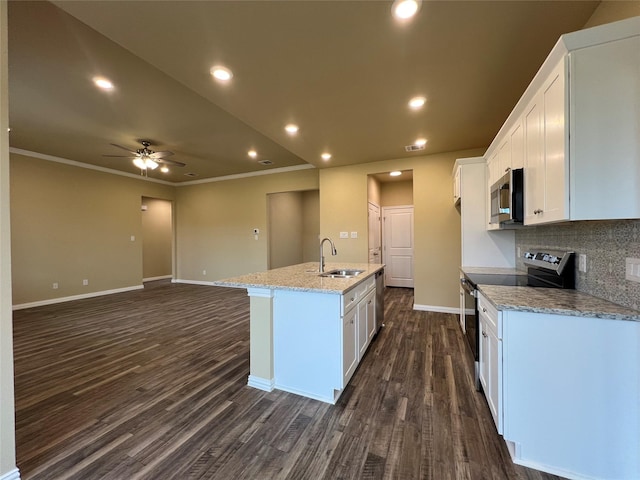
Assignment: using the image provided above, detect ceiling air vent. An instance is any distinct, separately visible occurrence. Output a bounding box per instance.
[184,172,199,177]
[405,144,425,152]
[258,160,273,166]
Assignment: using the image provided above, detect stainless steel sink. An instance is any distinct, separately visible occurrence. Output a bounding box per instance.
[319,269,365,278]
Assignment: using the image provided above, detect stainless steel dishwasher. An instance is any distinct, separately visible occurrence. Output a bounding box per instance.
[375,269,384,332]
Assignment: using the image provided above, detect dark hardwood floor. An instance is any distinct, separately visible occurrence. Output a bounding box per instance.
[13,281,563,480]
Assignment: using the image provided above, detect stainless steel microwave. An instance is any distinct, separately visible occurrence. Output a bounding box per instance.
[490,168,523,225]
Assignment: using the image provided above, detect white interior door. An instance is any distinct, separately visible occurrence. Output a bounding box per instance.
[367,202,381,264]
[382,205,414,288]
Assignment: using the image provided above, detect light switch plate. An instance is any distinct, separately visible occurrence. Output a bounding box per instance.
[350,231,358,239]
[339,231,348,239]
[578,254,587,273]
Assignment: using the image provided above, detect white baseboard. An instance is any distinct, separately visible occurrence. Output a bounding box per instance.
[0,468,21,480]
[172,278,217,287]
[511,457,596,480]
[143,275,172,282]
[247,375,275,392]
[413,304,460,315]
[12,285,144,311]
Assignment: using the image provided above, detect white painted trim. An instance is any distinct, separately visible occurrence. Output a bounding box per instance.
[9,148,173,186]
[0,468,21,480]
[143,275,172,282]
[413,304,460,315]
[176,164,316,186]
[10,147,315,186]
[247,375,275,392]
[512,457,596,480]
[273,382,337,405]
[172,279,217,287]
[12,285,144,311]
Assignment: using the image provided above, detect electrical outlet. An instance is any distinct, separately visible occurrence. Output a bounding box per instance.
[578,254,587,273]
[52,282,58,290]
[202,270,207,276]
[82,279,89,286]
[339,231,348,239]
[517,246,522,258]
[626,258,640,283]
[130,235,136,242]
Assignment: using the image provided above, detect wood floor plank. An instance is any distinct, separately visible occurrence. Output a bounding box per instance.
[13,281,564,480]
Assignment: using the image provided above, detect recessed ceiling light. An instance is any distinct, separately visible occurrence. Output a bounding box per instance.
[390,171,402,177]
[408,96,426,109]
[210,66,233,82]
[93,76,114,91]
[415,138,427,146]
[321,153,332,161]
[160,166,169,173]
[285,124,299,135]
[392,0,420,20]
[248,150,257,158]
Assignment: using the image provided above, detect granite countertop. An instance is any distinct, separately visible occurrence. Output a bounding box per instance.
[213,262,384,295]
[478,285,640,322]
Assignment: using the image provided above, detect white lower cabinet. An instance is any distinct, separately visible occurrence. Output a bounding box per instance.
[477,291,640,480]
[478,293,502,434]
[342,307,357,387]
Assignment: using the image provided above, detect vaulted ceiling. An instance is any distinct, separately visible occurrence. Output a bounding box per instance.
[8,1,600,183]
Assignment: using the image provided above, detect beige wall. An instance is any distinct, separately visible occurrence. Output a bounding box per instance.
[10,154,175,305]
[301,190,320,262]
[320,148,483,309]
[1,1,17,476]
[380,180,413,207]
[175,168,319,281]
[583,1,640,28]
[268,191,304,269]
[141,197,173,280]
[367,175,381,205]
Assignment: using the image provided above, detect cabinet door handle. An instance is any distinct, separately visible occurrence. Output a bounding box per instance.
[482,307,487,313]
[482,331,488,338]
[350,319,354,324]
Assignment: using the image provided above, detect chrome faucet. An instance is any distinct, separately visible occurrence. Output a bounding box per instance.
[319,237,337,273]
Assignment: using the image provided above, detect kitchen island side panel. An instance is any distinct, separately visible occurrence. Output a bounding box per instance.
[273,290,343,404]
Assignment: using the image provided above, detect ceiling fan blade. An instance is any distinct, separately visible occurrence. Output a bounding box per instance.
[150,150,174,159]
[109,143,137,154]
[102,154,134,158]
[157,158,186,167]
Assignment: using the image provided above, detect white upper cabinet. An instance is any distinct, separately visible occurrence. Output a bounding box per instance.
[486,17,640,226]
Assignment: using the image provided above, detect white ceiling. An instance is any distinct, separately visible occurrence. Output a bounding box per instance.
[8,1,600,183]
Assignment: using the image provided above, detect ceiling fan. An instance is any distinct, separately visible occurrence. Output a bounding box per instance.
[104,140,186,171]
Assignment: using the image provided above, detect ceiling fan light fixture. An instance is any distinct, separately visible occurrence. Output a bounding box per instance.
[145,158,159,170]
[133,157,147,170]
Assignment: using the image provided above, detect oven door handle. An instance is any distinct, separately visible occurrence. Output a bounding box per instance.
[460,278,477,297]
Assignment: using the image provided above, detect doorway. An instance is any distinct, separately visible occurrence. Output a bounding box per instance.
[367,170,414,288]
[141,197,173,281]
[267,190,319,269]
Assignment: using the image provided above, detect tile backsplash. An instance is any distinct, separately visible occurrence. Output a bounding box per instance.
[515,219,640,311]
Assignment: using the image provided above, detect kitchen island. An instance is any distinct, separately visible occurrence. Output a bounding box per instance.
[214,262,384,403]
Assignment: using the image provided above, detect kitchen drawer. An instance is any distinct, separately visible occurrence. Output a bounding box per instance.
[478,293,499,336]
[342,287,359,314]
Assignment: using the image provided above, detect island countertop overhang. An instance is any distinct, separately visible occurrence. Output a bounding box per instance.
[213,262,384,295]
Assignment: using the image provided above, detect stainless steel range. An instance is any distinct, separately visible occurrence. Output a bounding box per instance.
[460,250,575,389]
